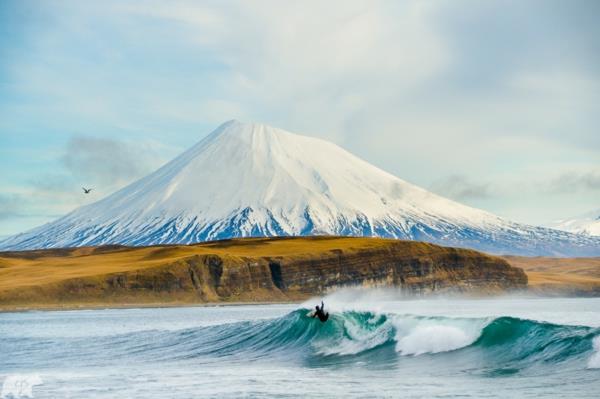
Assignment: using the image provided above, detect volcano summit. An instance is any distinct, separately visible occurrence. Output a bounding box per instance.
[1,120,599,256]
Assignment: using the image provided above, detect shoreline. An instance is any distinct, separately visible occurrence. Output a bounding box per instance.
[0,300,301,314]
[0,237,528,313]
[3,290,600,314]
[2,238,598,313]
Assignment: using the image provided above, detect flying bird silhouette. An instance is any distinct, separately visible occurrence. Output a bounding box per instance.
[82,187,93,194]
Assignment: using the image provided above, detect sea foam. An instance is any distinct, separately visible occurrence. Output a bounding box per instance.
[588,336,600,369]
[392,317,485,356]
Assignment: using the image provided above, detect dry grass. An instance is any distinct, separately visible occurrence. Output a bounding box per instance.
[5,237,595,309]
[0,236,427,293]
[503,256,600,295]
[11,237,596,295]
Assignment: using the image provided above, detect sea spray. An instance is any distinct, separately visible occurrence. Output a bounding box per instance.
[3,298,600,398]
[313,312,394,356]
[588,336,600,369]
[393,320,484,356]
[62,308,596,369]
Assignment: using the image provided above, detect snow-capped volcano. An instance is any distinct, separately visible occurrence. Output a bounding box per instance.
[549,209,600,237]
[2,120,599,256]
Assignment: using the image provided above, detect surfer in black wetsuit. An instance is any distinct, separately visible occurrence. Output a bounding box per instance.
[312,301,329,323]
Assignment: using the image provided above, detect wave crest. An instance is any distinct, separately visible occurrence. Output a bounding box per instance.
[85,308,599,370]
[588,336,600,369]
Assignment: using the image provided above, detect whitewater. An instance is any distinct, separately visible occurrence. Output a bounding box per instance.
[1,295,599,398]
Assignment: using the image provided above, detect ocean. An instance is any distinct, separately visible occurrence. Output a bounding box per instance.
[1,293,599,398]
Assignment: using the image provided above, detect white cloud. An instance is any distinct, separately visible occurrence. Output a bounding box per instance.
[1,0,599,232]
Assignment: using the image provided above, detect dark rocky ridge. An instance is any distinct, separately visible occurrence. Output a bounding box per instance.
[0,238,527,309]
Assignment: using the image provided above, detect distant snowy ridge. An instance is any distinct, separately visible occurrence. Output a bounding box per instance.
[1,120,599,256]
[549,209,600,237]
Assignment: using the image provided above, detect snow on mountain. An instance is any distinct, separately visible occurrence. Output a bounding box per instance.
[1,120,599,256]
[549,209,600,237]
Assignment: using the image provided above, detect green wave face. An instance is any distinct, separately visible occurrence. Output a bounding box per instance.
[86,309,599,374]
[18,308,592,376]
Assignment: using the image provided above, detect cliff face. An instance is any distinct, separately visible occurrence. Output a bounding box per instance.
[0,237,527,309]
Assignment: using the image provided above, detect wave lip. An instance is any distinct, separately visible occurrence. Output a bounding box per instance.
[394,322,483,356]
[312,312,394,356]
[267,310,599,370]
[36,309,598,371]
[588,336,600,369]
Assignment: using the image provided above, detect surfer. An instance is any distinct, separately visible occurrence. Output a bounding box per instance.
[311,301,329,323]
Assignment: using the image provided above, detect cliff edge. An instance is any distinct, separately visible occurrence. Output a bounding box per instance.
[0,237,527,310]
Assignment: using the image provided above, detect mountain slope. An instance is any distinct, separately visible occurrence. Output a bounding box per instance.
[1,120,599,256]
[549,209,600,237]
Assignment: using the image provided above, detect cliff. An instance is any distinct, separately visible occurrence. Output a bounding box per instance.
[0,237,527,310]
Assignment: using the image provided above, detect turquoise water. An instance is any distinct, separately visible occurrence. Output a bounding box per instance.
[1,295,599,398]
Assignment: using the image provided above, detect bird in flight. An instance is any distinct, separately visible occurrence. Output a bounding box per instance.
[82,187,93,194]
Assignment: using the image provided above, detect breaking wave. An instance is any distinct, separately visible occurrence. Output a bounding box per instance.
[57,308,600,372]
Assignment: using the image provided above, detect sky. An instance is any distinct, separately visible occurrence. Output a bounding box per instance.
[0,0,599,237]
